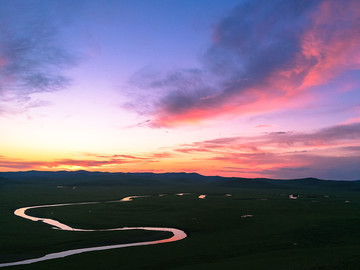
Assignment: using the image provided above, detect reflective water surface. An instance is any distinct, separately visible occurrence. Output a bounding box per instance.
[0,196,187,267]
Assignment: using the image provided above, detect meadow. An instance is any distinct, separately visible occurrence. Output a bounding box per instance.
[1,171,360,269]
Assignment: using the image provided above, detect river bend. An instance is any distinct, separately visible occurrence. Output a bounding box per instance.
[0,196,187,268]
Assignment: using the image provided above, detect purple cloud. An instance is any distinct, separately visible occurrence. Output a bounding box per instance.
[0,2,76,103]
[174,123,360,180]
[124,0,360,127]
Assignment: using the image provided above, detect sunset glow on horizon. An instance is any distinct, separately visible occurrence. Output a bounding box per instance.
[1,0,359,180]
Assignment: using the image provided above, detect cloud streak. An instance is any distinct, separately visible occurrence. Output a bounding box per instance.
[0,155,150,171]
[125,0,360,127]
[173,123,360,179]
[0,123,359,179]
[0,151,175,172]
[0,2,76,105]
[178,123,360,154]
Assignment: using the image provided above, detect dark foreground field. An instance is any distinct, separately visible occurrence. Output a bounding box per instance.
[1,171,360,269]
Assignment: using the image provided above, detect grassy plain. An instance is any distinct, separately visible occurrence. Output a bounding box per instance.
[1,172,360,269]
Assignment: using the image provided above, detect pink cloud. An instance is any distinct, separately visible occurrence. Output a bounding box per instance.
[1,123,359,179]
[126,0,360,128]
[172,123,360,179]
[255,124,273,129]
[299,0,360,89]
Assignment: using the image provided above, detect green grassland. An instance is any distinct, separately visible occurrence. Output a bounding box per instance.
[1,172,360,269]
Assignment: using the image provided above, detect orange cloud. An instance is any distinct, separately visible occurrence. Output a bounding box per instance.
[1,123,359,179]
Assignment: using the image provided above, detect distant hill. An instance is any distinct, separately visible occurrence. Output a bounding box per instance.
[0,170,212,187]
[0,170,359,190]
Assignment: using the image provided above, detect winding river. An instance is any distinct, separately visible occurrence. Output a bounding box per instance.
[0,196,187,268]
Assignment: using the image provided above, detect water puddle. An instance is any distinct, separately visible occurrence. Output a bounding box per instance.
[175,193,191,196]
[120,196,148,202]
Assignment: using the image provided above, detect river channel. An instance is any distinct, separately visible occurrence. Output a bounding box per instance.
[0,196,187,268]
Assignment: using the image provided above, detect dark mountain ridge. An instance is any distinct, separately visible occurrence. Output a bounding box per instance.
[0,170,359,190]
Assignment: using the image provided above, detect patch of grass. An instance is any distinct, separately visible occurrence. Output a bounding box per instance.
[1,174,360,269]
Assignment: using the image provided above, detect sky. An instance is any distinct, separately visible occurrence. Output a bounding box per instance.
[0,0,359,180]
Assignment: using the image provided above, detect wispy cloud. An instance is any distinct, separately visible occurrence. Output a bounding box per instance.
[125,0,360,127]
[0,155,149,171]
[177,123,360,153]
[0,2,76,108]
[1,123,358,179]
[0,151,174,171]
[173,123,360,179]
[255,124,273,129]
